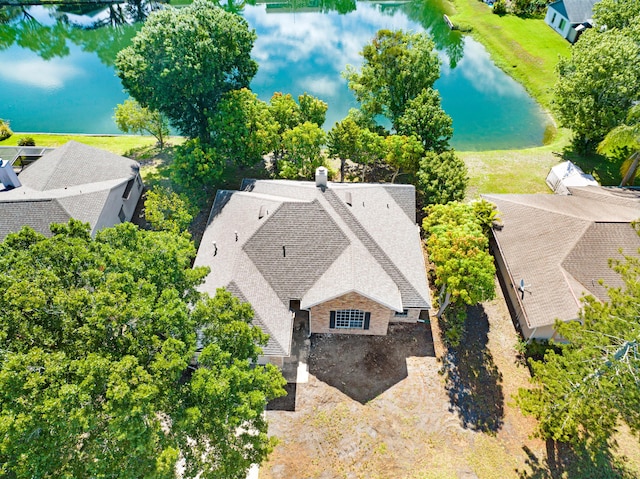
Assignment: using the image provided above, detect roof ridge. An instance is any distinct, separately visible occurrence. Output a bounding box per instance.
[324,189,428,307]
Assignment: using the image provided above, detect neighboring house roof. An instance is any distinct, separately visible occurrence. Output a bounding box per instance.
[483,186,640,331]
[17,141,138,191]
[548,0,598,24]
[0,141,140,240]
[194,177,432,357]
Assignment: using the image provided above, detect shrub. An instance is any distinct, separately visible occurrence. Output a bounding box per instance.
[144,187,197,234]
[0,119,13,142]
[493,0,507,15]
[17,136,35,146]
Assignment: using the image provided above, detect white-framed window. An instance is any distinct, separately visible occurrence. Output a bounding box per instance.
[394,309,409,317]
[335,309,365,328]
[551,12,556,24]
[329,309,372,330]
[118,206,126,223]
[559,18,567,30]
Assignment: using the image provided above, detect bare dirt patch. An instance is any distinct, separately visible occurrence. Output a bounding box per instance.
[262,280,552,479]
[309,323,435,404]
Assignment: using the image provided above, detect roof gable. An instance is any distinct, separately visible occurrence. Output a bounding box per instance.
[549,0,597,23]
[0,199,71,239]
[18,141,139,191]
[243,200,350,302]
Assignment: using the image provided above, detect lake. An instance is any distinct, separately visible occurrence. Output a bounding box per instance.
[0,0,550,151]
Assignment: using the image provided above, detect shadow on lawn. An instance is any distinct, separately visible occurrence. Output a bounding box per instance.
[309,323,435,404]
[519,440,639,479]
[442,304,504,433]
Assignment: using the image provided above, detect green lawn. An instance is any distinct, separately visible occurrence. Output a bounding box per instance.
[449,0,570,111]
[1,133,163,156]
[461,128,625,196]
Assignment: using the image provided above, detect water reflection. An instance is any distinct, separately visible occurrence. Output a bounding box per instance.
[0,0,549,149]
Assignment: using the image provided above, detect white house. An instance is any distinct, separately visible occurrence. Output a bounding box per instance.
[0,141,143,240]
[544,0,598,43]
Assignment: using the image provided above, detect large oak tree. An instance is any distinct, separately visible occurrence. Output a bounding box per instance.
[115,0,258,145]
[0,220,285,478]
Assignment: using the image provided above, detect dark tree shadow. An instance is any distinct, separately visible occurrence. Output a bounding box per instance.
[267,383,297,412]
[308,322,435,404]
[556,144,626,186]
[442,304,504,433]
[518,440,639,479]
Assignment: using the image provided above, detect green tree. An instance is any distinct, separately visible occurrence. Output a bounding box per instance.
[0,118,13,142]
[423,201,497,345]
[344,29,441,131]
[597,103,640,186]
[416,150,468,206]
[115,0,258,145]
[298,92,328,127]
[397,88,453,153]
[268,92,328,175]
[516,227,640,450]
[144,187,197,234]
[384,134,424,183]
[114,98,169,149]
[0,220,286,478]
[593,0,640,30]
[554,29,640,151]
[171,138,226,192]
[208,88,278,169]
[327,116,364,182]
[279,122,327,180]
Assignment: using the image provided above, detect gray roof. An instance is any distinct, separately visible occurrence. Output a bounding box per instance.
[18,141,139,191]
[195,179,431,357]
[548,0,597,24]
[483,187,639,330]
[0,142,141,241]
[0,199,71,239]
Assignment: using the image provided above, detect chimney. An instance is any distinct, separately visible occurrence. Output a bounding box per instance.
[315,166,328,189]
[0,159,21,189]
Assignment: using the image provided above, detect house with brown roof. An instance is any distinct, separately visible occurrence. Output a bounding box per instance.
[0,141,143,240]
[483,186,639,341]
[194,167,432,365]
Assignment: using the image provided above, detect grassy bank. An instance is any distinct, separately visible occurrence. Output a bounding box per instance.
[1,133,169,156]
[449,0,570,111]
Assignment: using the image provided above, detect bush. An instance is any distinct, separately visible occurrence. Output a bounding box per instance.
[0,119,13,142]
[17,137,35,146]
[492,0,507,15]
[144,187,197,234]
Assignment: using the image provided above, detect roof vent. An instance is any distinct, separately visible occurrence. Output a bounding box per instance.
[0,159,21,189]
[258,204,266,219]
[315,166,328,189]
[345,192,352,206]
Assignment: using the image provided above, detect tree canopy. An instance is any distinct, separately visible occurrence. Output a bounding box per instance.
[344,29,441,131]
[208,88,278,169]
[423,201,497,345]
[516,224,640,450]
[115,0,258,145]
[597,103,640,186]
[554,26,640,151]
[114,98,169,149]
[416,150,468,206]
[0,220,285,478]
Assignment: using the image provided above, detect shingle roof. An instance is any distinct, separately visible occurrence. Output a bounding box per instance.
[18,141,139,191]
[483,188,639,330]
[548,0,597,24]
[195,179,431,357]
[0,199,71,239]
[0,142,141,241]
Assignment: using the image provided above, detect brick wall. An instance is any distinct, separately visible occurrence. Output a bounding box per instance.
[309,291,392,335]
[389,307,421,323]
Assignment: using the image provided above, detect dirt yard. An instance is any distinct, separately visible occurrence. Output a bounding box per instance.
[261,280,640,479]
